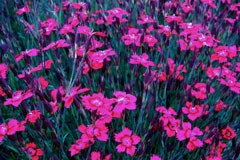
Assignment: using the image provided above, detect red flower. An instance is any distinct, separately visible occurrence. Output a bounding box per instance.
[62,87,89,108]
[122,28,142,46]
[221,126,237,140]
[82,93,114,116]
[114,128,141,156]
[0,87,6,96]
[4,89,33,107]
[26,110,41,123]
[25,142,43,160]
[112,91,137,113]
[129,53,155,68]
[214,100,227,112]
[182,101,203,121]
[16,4,30,15]
[0,63,8,79]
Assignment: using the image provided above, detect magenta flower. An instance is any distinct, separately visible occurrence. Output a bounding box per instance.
[25,110,41,123]
[182,101,203,121]
[4,89,33,107]
[191,83,215,100]
[14,48,39,62]
[59,24,74,35]
[150,155,162,160]
[144,34,158,47]
[62,87,89,108]
[0,63,8,79]
[43,39,70,51]
[81,93,114,116]
[78,121,109,142]
[176,122,203,151]
[113,91,137,113]
[129,53,154,68]
[211,45,237,63]
[137,12,155,25]
[16,4,30,15]
[114,127,141,156]
[122,28,142,46]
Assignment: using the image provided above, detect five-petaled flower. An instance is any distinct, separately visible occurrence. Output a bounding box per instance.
[114,127,141,156]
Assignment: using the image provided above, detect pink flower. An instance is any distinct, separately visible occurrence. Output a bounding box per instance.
[43,39,70,51]
[137,12,155,25]
[69,137,89,156]
[77,26,91,35]
[0,63,8,79]
[6,119,20,135]
[176,122,203,151]
[16,4,30,15]
[15,48,39,62]
[191,83,215,100]
[112,91,137,114]
[59,24,74,35]
[106,8,128,24]
[4,89,33,107]
[82,93,114,116]
[122,28,142,46]
[62,87,89,108]
[182,101,203,121]
[90,151,111,160]
[144,34,158,47]
[114,128,141,156]
[40,18,58,36]
[0,123,7,142]
[150,155,162,160]
[165,15,183,23]
[129,53,155,68]
[38,77,48,90]
[78,121,109,142]
[211,46,237,63]
[176,122,203,141]
[26,110,41,123]
[186,137,203,151]
[88,48,116,70]
[157,25,171,37]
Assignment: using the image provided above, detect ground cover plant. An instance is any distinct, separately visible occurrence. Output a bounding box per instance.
[0,0,240,159]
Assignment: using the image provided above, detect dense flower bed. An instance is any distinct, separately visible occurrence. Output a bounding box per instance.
[0,0,240,159]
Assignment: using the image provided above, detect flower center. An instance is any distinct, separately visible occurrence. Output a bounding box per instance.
[122,136,132,147]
